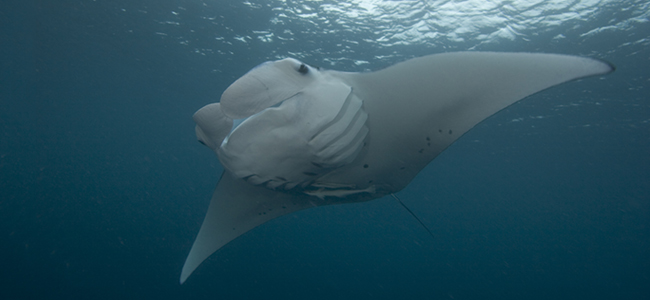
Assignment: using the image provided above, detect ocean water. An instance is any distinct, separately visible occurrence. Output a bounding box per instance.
[1,0,649,299]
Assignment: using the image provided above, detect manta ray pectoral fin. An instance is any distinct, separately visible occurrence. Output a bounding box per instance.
[323,52,615,191]
[180,172,315,284]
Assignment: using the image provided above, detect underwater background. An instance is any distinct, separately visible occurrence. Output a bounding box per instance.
[1,0,649,299]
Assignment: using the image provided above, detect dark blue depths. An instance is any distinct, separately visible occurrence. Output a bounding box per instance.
[1,1,648,299]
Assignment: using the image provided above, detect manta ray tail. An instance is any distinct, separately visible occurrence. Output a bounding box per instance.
[391,193,435,239]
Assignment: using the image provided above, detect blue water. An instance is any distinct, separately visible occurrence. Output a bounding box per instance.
[1,0,648,299]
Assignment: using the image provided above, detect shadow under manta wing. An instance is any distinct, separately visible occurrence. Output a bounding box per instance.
[181,52,614,283]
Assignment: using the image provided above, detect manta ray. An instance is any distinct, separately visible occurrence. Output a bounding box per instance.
[181,52,614,283]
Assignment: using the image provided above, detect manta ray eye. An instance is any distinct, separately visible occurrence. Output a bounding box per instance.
[298,64,309,74]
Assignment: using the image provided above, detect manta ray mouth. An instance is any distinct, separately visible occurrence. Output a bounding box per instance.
[220,100,286,147]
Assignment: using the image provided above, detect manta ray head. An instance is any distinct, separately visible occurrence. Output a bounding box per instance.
[194,58,370,192]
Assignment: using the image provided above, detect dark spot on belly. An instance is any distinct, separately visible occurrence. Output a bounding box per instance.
[418,149,424,153]
[400,166,406,170]
[363,164,369,168]
[282,206,286,209]
[426,136,430,141]
[427,142,431,146]
[438,129,442,133]
[368,180,373,184]
[449,129,453,134]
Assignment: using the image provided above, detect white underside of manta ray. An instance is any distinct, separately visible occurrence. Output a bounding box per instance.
[181,51,614,283]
